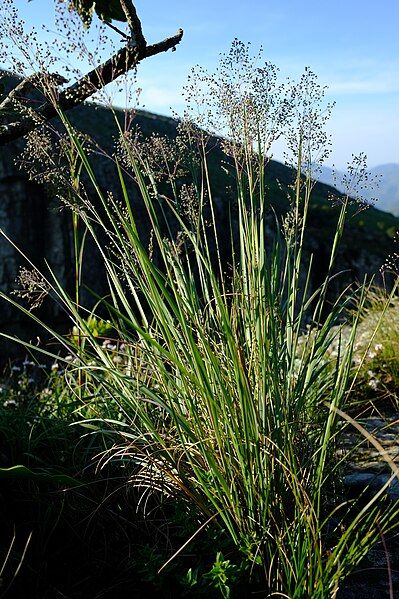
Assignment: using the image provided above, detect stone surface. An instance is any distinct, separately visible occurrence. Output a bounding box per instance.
[338,415,399,597]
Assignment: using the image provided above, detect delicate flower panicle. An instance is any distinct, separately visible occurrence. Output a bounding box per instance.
[380,231,399,276]
[336,152,380,213]
[285,66,334,173]
[183,39,291,162]
[13,267,50,311]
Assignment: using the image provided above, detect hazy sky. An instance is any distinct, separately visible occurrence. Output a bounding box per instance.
[4,0,399,169]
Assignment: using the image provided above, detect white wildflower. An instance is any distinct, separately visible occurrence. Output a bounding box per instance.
[3,399,18,408]
[22,358,35,367]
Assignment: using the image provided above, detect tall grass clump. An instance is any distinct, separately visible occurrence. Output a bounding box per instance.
[3,41,399,597]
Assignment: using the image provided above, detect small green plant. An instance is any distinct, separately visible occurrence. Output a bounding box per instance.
[203,552,241,599]
[71,315,113,344]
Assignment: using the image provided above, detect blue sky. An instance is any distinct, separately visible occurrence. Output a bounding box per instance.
[4,0,399,168]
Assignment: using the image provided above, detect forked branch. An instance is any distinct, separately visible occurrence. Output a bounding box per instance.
[119,0,147,48]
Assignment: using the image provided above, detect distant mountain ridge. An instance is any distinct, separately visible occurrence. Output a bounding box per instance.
[315,163,399,216]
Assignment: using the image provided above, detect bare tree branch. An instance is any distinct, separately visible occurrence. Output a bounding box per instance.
[0,27,183,145]
[119,0,146,49]
[0,74,42,112]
